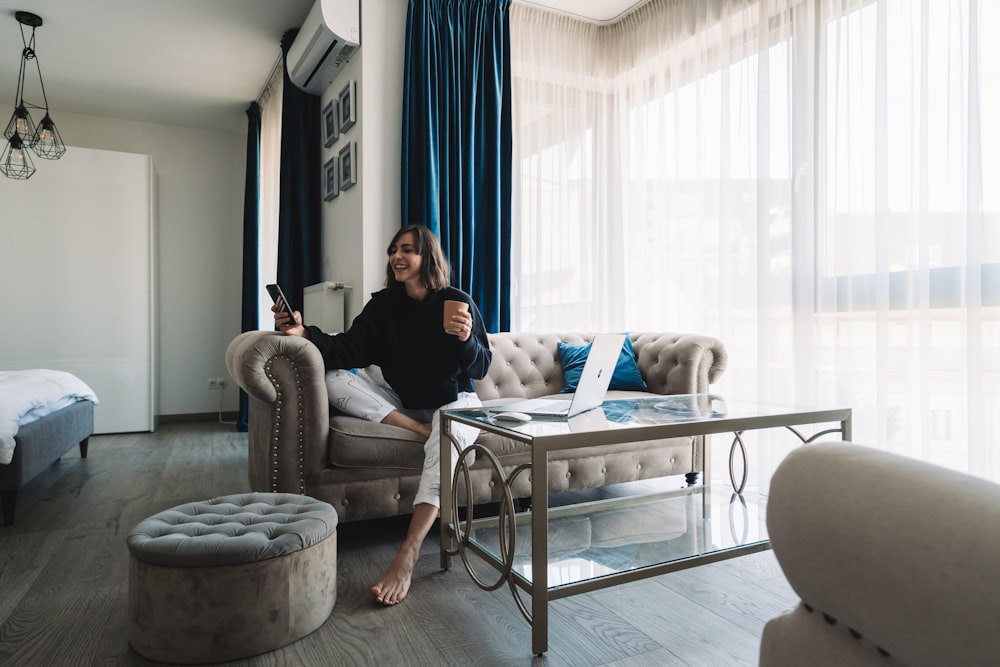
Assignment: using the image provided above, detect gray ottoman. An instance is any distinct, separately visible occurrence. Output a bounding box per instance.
[126,492,338,664]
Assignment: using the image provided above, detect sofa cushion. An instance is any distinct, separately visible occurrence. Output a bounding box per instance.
[326,384,698,475]
[327,416,425,470]
[556,336,647,393]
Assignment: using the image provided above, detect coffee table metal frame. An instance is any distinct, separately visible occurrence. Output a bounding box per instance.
[439,399,852,655]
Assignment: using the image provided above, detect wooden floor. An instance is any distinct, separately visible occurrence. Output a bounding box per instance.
[0,421,797,667]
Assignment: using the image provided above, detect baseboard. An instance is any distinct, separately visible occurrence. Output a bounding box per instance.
[157,412,239,424]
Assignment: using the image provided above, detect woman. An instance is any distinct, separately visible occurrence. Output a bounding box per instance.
[273,224,491,606]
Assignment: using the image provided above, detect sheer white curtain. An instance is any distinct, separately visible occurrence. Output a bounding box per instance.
[510,0,999,480]
[257,62,283,330]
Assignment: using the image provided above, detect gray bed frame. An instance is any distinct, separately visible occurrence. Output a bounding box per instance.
[0,400,94,527]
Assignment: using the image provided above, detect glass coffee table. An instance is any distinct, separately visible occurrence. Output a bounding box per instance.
[439,395,852,655]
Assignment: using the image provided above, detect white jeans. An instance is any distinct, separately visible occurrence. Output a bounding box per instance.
[325,368,482,508]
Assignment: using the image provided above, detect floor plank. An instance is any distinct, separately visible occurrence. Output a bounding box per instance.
[0,421,798,666]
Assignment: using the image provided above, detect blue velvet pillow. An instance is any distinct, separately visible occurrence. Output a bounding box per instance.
[557,336,647,393]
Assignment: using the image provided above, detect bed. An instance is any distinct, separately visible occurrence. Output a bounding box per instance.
[0,369,99,527]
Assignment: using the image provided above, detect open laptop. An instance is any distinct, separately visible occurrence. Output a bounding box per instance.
[494,333,627,418]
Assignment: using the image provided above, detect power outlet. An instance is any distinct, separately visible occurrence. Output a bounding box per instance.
[207,378,228,390]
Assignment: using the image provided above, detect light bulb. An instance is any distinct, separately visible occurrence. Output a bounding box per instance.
[11,148,23,163]
[40,128,52,144]
[16,118,27,134]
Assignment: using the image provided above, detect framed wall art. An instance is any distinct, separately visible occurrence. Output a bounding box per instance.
[338,80,356,132]
[338,141,357,191]
[322,99,338,147]
[323,156,339,201]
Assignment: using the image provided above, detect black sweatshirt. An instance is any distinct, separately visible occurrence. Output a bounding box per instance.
[305,285,492,409]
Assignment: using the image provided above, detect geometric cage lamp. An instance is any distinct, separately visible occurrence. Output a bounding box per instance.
[1,10,66,180]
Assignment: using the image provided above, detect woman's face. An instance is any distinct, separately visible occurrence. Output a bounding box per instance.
[388,232,423,285]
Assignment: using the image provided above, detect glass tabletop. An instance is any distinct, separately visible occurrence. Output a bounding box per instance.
[444,394,850,439]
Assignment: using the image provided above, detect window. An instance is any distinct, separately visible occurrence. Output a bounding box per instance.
[510,0,1000,480]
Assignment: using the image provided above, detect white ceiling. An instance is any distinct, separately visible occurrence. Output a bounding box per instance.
[519,0,645,23]
[0,0,641,134]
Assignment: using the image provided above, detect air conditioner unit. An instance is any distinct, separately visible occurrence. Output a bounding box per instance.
[286,0,360,95]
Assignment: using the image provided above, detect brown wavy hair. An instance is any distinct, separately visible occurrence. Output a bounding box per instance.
[385,224,451,291]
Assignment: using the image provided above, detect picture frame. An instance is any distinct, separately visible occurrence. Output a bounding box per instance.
[322,99,338,147]
[338,141,357,191]
[338,80,356,132]
[323,156,339,201]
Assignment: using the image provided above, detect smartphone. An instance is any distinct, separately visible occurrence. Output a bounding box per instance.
[265,284,296,325]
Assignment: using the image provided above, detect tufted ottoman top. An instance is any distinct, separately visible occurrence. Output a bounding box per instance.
[126,492,338,568]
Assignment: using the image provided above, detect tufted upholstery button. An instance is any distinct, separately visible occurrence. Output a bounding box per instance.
[670,457,676,464]
[488,480,495,488]
[565,472,571,478]
[341,498,349,505]
[393,492,401,500]
[636,464,642,470]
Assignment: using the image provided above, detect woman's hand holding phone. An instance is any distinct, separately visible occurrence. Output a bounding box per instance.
[271,303,305,336]
[267,284,306,337]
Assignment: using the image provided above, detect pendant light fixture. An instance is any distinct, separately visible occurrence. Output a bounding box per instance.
[1,11,65,180]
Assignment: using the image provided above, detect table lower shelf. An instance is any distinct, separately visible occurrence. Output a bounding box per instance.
[443,481,771,597]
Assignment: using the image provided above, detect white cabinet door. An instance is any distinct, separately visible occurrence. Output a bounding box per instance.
[0,147,156,433]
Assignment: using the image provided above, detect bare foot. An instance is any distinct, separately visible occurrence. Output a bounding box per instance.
[371,545,418,605]
[371,504,438,606]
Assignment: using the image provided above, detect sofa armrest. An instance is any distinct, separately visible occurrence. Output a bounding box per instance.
[226,331,330,494]
[631,332,727,395]
[765,442,1000,666]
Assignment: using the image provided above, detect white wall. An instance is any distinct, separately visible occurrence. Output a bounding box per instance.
[318,0,407,322]
[0,147,157,433]
[42,112,246,418]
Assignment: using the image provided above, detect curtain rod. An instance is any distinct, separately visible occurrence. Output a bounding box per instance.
[256,52,283,105]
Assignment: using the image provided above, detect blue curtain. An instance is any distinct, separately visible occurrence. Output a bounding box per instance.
[277,29,322,314]
[402,0,513,333]
[237,101,262,432]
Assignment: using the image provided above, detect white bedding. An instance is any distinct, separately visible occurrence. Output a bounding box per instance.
[0,369,99,465]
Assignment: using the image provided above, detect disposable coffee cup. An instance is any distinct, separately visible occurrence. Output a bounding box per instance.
[443,299,469,330]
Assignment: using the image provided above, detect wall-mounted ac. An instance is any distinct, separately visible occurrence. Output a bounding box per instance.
[286,0,360,95]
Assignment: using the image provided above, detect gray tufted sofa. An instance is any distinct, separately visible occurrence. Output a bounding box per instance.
[226,331,727,523]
